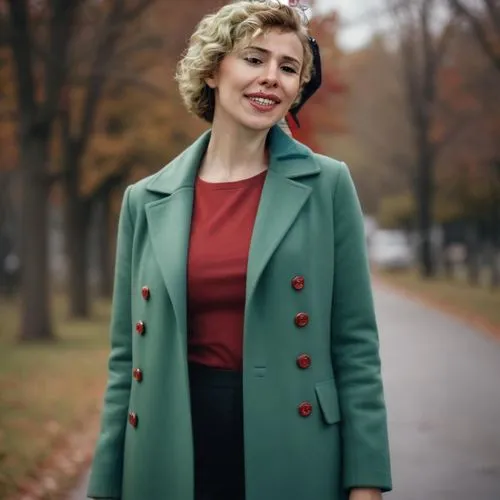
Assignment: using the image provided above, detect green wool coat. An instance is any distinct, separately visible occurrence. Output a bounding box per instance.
[87,125,392,500]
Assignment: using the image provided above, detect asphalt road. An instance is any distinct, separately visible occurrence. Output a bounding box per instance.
[70,284,500,500]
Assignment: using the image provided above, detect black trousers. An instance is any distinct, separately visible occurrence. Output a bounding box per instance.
[188,363,246,500]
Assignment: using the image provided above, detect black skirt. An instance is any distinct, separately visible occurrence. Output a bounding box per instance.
[188,362,246,500]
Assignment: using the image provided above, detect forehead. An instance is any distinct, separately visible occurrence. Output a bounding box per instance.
[236,28,304,60]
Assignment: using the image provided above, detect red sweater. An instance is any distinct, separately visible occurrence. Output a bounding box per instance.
[187,170,267,371]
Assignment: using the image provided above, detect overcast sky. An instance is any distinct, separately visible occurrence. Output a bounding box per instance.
[313,0,389,51]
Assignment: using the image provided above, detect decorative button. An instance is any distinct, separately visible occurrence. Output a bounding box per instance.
[298,402,313,417]
[141,286,150,300]
[296,354,311,369]
[133,368,143,382]
[294,312,309,327]
[128,411,138,428]
[135,321,145,335]
[291,275,305,291]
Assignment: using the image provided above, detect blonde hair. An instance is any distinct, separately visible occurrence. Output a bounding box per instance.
[175,0,313,122]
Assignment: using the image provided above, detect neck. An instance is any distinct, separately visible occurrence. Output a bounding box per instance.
[199,119,271,183]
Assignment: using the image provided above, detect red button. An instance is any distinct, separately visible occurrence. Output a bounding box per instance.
[291,276,305,290]
[297,354,311,369]
[128,411,138,428]
[298,402,313,417]
[141,286,150,300]
[133,368,143,382]
[295,312,309,327]
[135,321,145,335]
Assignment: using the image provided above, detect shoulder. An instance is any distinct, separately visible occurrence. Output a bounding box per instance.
[313,153,347,179]
[309,152,352,196]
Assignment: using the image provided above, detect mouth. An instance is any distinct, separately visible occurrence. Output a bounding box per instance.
[245,93,282,113]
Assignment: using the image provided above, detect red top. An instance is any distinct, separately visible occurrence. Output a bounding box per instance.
[187,170,267,371]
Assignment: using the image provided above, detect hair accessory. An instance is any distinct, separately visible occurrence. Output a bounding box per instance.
[289,36,322,128]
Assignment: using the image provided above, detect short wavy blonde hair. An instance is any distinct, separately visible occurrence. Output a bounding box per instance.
[175,0,313,122]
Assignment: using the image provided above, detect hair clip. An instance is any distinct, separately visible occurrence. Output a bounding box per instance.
[289,36,322,127]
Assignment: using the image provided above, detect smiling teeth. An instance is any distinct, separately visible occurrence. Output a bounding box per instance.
[249,97,276,106]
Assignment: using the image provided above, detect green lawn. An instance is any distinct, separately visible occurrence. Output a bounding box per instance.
[375,269,500,335]
[0,296,111,499]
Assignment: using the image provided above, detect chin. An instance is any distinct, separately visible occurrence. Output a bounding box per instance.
[239,115,281,132]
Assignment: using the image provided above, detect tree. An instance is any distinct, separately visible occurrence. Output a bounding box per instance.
[6,0,81,340]
[57,0,162,317]
[63,0,226,309]
[388,0,456,277]
[338,36,415,215]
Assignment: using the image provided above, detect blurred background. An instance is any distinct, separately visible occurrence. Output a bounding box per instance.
[0,1,499,499]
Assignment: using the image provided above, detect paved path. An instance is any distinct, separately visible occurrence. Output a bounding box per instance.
[70,284,500,499]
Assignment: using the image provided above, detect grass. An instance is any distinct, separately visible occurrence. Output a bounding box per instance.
[0,296,111,499]
[375,268,500,335]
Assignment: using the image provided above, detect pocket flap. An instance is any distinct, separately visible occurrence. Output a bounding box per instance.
[315,378,341,425]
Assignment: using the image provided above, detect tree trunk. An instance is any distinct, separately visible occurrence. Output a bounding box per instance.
[466,223,480,286]
[19,138,54,341]
[491,248,500,289]
[416,140,435,278]
[96,194,113,298]
[64,167,91,318]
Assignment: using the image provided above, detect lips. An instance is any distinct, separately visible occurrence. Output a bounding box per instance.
[245,92,281,104]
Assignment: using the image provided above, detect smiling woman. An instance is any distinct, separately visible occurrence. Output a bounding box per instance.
[176,0,313,124]
[86,2,392,500]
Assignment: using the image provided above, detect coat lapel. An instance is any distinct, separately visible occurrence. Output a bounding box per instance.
[144,131,211,335]
[246,126,320,301]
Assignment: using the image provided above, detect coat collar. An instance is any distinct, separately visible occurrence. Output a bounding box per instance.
[145,124,319,195]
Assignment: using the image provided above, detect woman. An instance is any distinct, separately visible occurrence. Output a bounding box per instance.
[87,2,392,499]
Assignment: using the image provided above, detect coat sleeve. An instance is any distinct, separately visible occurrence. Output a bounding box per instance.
[87,186,134,499]
[330,162,392,493]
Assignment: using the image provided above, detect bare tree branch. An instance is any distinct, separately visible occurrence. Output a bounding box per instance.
[449,0,500,72]
[114,34,164,59]
[70,71,166,97]
[120,0,156,23]
[7,0,37,123]
[74,0,126,159]
[38,0,82,128]
[484,0,500,33]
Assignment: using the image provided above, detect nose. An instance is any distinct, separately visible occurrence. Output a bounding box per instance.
[258,62,279,88]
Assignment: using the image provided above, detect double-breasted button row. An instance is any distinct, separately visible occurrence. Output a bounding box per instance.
[292,276,312,416]
[130,286,151,428]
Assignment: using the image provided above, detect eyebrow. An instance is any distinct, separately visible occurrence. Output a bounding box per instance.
[244,45,302,66]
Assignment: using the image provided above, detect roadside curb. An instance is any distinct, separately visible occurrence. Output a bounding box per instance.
[372,274,500,342]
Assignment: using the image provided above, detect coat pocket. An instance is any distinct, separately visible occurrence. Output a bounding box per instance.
[315,378,341,425]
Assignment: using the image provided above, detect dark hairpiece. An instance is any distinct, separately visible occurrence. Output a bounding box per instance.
[289,36,322,127]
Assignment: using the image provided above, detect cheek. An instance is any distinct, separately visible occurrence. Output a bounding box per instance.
[284,80,301,103]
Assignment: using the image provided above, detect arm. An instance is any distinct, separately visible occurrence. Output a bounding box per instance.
[87,186,134,499]
[331,163,392,494]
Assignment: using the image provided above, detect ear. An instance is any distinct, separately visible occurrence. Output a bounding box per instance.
[205,73,218,89]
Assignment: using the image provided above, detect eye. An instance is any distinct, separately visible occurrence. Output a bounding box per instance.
[281,65,298,74]
[244,56,262,65]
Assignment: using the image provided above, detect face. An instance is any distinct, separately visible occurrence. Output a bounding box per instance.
[206,28,304,132]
